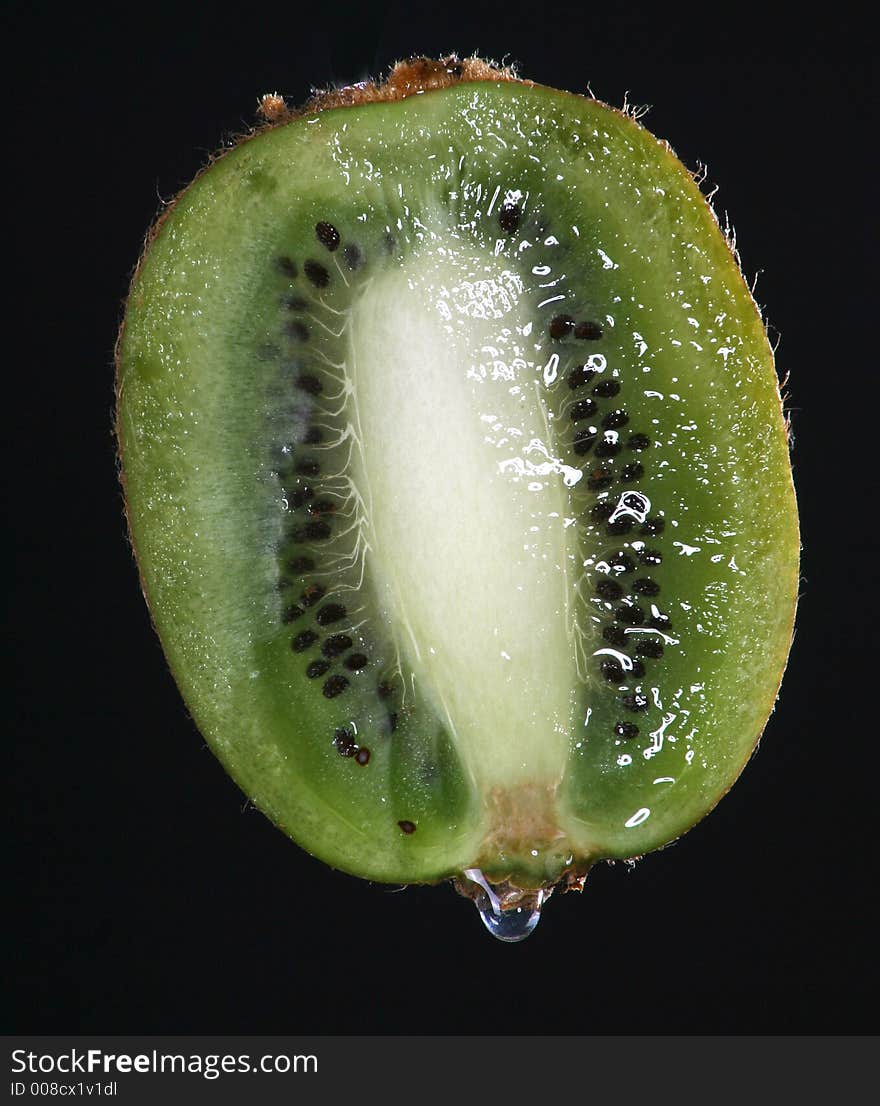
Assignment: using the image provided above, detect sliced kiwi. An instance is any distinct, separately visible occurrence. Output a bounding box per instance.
[116,57,799,933]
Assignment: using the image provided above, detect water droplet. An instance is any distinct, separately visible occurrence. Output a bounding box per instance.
[461,868,548,943]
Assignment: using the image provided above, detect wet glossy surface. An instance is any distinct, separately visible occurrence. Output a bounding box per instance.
[117,77,798,891]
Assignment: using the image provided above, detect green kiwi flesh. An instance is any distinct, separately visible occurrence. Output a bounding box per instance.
[116,59,799,898]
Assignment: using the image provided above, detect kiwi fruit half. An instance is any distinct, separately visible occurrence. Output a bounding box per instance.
[116,57,799,940]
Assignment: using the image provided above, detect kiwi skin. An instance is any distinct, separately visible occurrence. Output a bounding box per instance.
[116,56,799,903]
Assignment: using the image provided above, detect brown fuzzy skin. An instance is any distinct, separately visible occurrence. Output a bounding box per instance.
[258,55,526,123]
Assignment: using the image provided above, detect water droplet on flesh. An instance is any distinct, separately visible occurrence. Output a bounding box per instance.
[461,868,547,943]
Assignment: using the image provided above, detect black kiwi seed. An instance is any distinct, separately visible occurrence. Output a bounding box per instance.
[635,639,665,659]
[570,399,597,421]
[609,551,635,573]
[308,499,336,516]
[627,433,652,451]
[649,612,672,631]
[304,259,330,288]
[592,379,621,398]
[587,467,614,491]
[641,515,665,536]
[292,630,318,652]
[295,458,321,477]
[603,625,628,647]
[549,314,575,339]
[343,244,363,271]
[615,604,645,625]
[322,634,353,658]
[316,603,346,626]
[306,659,331,679]
[303,426,323,445]
[377,681,393,699]
[397,820,417,835]
[594,440,622,459]
[622,693,649,712]
[355,747,371,766]
[574,320,603,340]
[621,462,644,482]
[385,712,399,734]
[630,659,646,678]
[614,722,640,739]
[590,500,615,523]
[638,548,662,567]
[568,366,597,389]
[315,221,340,251]
[344,653,369,671]
[633,578,660,596]
[296,520,332,541]
[600,658,625,682]
[606,518,634,536]
[602,410,629,430]
[300,583,326,607]
[275,256,297,277]
[287,487,313,509]
[285,320,309,342]
[573,429,598,456]
[595,578,623,601]
[282,605,305,623]
[498,202,521,234]
[333,728,357,757]
[322,674,349,699]
[288,555,315,573]
[296,373,323,396]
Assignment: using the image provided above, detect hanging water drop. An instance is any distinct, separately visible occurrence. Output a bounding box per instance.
[459,869,549,943]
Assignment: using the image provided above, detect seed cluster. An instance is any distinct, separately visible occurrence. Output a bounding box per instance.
[564,360,651,492]
[552,315,672,744]
[333,716,413,829]
[548,313,604,342]
[333,727,371,766]
[271,223,380,701]
[271,221,412,816]
[596,541,670,742]
[275,220,369,345]
[277,477,369,697]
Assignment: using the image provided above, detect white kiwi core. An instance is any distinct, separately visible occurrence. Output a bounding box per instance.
[348,228,582,794]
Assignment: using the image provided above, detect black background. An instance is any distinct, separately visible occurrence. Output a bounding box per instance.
[7,1,876,1035]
